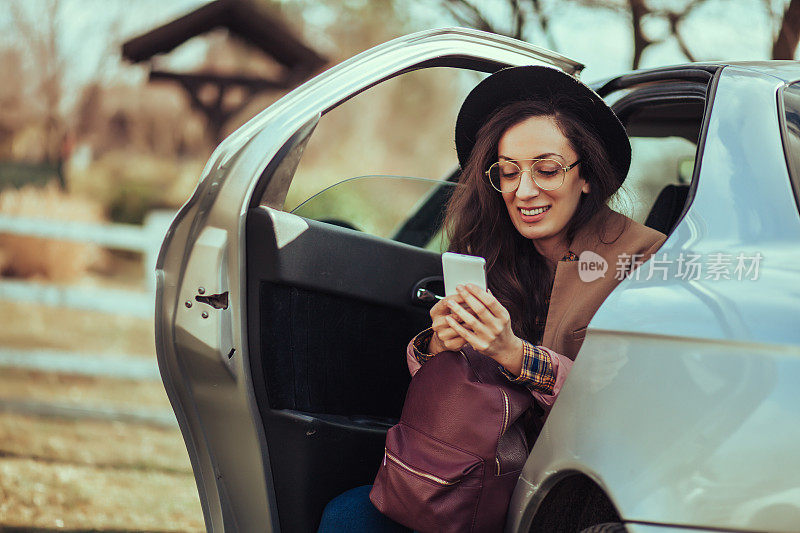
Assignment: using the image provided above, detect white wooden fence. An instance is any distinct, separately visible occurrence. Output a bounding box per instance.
[0,210,174,318]
[0,211,177,425]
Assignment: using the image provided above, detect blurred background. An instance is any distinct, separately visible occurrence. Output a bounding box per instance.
[1,0,798,531]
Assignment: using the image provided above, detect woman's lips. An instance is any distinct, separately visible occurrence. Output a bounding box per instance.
[519,205,550,223]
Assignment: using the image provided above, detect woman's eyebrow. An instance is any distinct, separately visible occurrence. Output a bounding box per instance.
[498,152,563,160]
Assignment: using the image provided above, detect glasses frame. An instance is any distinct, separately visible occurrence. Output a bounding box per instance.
[485,158,581,193]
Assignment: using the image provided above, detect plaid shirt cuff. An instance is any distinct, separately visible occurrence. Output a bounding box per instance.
[411,327,436,366]
[501,340,557,395]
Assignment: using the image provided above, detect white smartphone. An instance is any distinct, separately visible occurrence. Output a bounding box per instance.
[442,252,487,297]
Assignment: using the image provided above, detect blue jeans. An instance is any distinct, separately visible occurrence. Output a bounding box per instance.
[317,485,413,533]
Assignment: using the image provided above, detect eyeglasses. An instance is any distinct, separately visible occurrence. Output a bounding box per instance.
[485,158,581,193]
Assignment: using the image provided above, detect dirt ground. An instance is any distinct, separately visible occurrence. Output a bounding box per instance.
[0,415,203,531]
[0,300,205,532]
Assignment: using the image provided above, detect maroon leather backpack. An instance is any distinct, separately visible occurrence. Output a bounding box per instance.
[370,347,541,533]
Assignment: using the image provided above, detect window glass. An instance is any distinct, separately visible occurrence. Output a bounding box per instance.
[284,68,477,211]
[290,175,456,252]
[283,67,477,251]
[620,136,697,225]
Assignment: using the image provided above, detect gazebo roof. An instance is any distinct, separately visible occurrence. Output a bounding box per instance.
[120,0,327,144]
[122,0,326,73]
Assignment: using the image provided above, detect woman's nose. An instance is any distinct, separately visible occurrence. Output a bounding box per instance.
[515,169,540,199]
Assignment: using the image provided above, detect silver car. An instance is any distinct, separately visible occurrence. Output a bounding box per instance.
[155,27,800,532]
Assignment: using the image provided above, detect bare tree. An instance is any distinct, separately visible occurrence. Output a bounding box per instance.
[442,0,800,68]
[5,0,125,165]
[773,0,800,58]
[8,0,65,162]
[441,0,557,48]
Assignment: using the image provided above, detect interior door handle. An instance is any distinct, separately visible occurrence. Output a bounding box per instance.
[411,276,445,306]
[416,288,443,302]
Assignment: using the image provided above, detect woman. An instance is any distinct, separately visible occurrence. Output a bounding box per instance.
[318,65,667,532]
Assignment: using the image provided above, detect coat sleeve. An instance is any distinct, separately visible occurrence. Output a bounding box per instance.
[407,339,423,377]
[406,327,435,377]
[528,347,573,417]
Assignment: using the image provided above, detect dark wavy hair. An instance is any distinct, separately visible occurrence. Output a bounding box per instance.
[445,97,624,343]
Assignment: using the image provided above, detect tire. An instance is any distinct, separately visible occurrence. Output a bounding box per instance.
[579,523,627,533]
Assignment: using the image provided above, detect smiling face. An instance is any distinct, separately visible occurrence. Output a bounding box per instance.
[497,115,589,258]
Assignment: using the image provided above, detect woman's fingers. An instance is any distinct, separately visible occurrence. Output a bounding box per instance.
[464,283,509,321]
[429,299,449,319]
[446,300,489,336]
[430,294,465,319]
[434,326,460,341]
[445,315,485,351]
[431,324,467,351]
[456,285,494,323]
[441,336,467,351]
[432,312,465,331]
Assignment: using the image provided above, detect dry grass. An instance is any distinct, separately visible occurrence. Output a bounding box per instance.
[0,410,203,531]
[0,456,203,531]
[0,299,154,356]
[0,413,191,475]
[0,368,170,412]
[0,182,107,282]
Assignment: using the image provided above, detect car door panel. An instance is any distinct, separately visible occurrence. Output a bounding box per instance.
[246,206,439,532]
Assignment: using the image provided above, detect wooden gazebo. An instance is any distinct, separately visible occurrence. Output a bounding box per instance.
[122,0,326,144]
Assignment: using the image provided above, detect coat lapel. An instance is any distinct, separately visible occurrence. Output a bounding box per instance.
[537,205,667,359]
[539,205,628,358]
[541,259,579,352]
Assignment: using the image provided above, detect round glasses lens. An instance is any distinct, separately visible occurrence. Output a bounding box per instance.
[488,161,521,192]
[532,159,566,190]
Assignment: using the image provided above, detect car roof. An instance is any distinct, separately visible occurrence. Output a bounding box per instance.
[590,60,800,89]
[718,60,800,81]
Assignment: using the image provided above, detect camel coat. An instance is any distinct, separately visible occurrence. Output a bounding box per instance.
[542,205,667,360]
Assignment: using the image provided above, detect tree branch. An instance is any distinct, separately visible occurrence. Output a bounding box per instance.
[511,0,524,39]
[628,0,653,69]
[530,0,559,51]
[667,12,697,62]
[773,0,800,59]
[656,0,709,64]
[442,0,495,33]
[568,0,628,14]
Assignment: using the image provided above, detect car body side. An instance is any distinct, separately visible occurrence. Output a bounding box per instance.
[507,65,800,533]
[155,27,800,532]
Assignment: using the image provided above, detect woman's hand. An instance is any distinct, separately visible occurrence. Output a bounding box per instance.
[444,284,524,376]
[428,294,468,354]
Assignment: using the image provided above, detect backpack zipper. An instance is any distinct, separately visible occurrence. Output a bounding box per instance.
[384,448,460,486]
[497,389,510,475]
[500,389,510,435]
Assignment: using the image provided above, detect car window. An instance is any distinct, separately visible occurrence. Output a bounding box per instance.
[780,81,800,213]
[290,175,456,252]
[281,67,476,252]
[283,68,476,205]
[622,136,697,224]
[605,80,707,234]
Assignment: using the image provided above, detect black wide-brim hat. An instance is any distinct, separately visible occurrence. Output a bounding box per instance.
[455,65,631,184]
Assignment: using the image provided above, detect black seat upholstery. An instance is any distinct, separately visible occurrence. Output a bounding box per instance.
[644,184,689,235]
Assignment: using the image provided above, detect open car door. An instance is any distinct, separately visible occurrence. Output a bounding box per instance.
[155,28,584,532]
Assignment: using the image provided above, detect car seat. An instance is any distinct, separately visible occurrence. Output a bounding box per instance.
[644,184,689,235]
